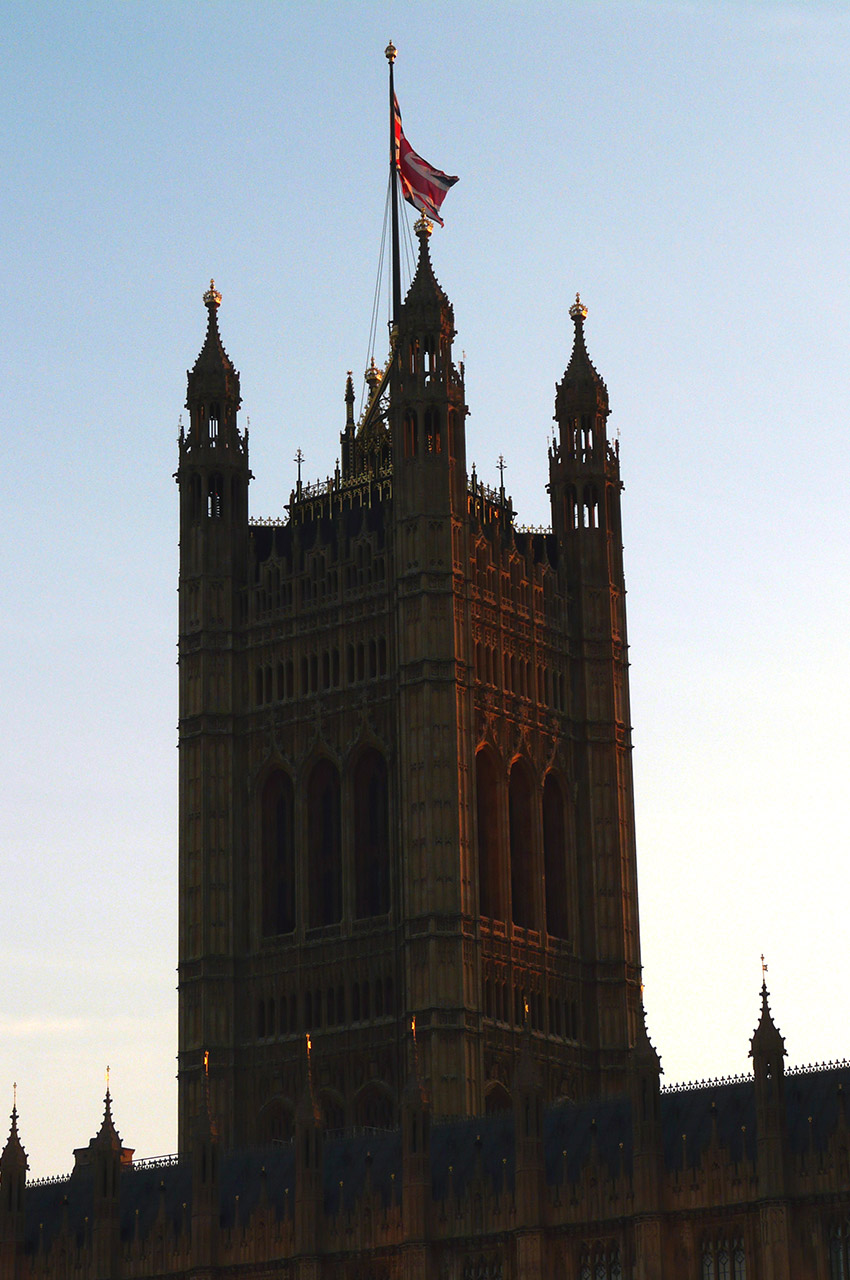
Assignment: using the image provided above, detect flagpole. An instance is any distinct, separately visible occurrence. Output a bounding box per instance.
[386,40,401,329]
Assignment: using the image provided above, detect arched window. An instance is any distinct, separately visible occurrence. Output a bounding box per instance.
[208,402,220,441]
[543,774,568,938]
[509,761,536,929]
[476,749,504,921]
[404,408,418,457]
[424,406,441,453]
[261,771,295,936]
[423,334,437,381]
[354,749,390,918]
[207,473,223,519]
[307,759,342,927]
[566,485,578,531]
[484,1082,512,1114]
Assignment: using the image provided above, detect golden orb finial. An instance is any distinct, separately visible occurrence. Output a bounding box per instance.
[365,356,382,391]
[569,292,588,323]
[385,40,396,63]
[203,278,222,309]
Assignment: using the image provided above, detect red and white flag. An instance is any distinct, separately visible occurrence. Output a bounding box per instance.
[393,94,458,226]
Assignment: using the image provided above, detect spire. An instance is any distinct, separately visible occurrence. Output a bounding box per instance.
[186,280,241,405]
[555,294,608,417]
[73,1072,134,1171]
[93,1072,123,1153]
[749,977,786,1065]
[401,218,452,318]
[0,1088,27,1176]
[344,370,355,426]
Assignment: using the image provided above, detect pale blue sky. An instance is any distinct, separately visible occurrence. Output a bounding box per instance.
[1,0,848,1177]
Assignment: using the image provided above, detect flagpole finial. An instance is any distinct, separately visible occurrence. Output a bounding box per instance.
[385,40,396,63]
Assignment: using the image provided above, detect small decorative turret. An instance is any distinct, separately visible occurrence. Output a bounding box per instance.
[345,370,355,421]
[402,217,452,317]
[750,971,786,1075]
[749,962,788,1199]
[556,295,609,420]
[80,1074,132,1280]
[0,1087,28,1241]
[187,279,241,412]
[73,1073,134,1172]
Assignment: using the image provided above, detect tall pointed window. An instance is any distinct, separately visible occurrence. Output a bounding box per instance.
[307,759,342,927]
[353,748,390,917]
[261,771,295,936]
[425,406,442,453]
[476,749,504,921]
[543,772,569,939]
[509,760,536,930]
[404,408,418,457]
[207,474,223,519]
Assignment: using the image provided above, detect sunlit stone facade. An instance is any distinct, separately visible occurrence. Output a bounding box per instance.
[3,238,847,1280]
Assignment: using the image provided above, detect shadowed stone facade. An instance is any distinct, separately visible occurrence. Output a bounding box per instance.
[2,231,847,1279]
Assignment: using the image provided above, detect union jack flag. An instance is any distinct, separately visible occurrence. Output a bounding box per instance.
[393,94,458,226]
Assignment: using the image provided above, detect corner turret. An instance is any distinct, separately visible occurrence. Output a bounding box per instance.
[73,1080,132,1280]
[0,1091,28,1277]
[176,283,251,1149]
[750,972,788,1198]
[390,218,467,515]
[547,296,641,1093]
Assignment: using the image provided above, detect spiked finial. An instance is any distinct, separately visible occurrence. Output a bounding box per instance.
[203,278,222,310]
[569,293,588,323]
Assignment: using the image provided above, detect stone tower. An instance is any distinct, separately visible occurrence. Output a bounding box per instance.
[176,235,642,1151]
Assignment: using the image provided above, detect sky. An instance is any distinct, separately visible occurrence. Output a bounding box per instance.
[1,0,848,1179]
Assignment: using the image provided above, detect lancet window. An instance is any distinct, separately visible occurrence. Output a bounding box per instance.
[353,748,390,918]
[261,770,295,936]
[307,759,342,927]
[508,760,536,929]
[543,771,569,939]
[476,749,504,922]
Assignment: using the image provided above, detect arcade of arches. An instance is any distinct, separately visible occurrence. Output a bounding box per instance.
[260,747,390,935]
[476,751,572,940]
